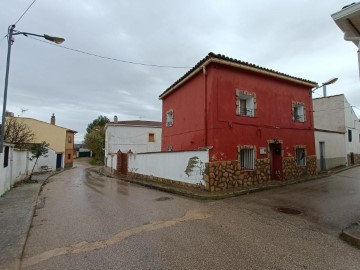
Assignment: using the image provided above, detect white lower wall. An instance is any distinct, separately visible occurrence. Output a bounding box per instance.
[0,145,14,196]
[128,150,209,186]
[315,131,347,170]
[28,148,57,174]
[0,145,57,196]
[105,153,118,173]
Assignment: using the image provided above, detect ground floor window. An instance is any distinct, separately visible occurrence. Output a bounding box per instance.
[296,147,306,166]
[238,145,255,170]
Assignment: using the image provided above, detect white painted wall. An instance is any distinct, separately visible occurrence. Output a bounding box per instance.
[313,95,345,132]
[105,124,162,171]
[315,131,347,170]
[313,94,360,170]
[128,150,209,186]
[27,147,57,174]
[0,145,57,196]
[344,97,360,155]
[0,144,14,196]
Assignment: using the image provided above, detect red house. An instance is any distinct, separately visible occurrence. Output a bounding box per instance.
[159,53,318,191]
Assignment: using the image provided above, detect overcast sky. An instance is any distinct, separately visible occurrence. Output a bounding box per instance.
[0,0,359,143]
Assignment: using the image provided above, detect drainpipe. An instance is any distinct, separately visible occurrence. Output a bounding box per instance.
[203,66,208,147]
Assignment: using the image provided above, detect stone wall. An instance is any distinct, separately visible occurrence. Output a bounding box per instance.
[347,153,360,165]
[283,155,317,180]
[125,156,318,193]
[204,159,271,192]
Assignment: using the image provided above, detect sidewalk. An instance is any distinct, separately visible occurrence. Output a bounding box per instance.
[0,173,52,270]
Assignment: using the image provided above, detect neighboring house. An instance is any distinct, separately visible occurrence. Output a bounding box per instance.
[6,114,77,169]
[74,144,92,158]
[159,52,317,187]
[105,119,162,171]
[313,94,360,171]
[332,2,360,77]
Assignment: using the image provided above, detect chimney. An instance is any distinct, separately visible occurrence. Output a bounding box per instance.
[114,115,118,123]
[51,113,56,125]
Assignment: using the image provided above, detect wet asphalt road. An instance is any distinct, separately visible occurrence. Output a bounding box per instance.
[21,161,360,269]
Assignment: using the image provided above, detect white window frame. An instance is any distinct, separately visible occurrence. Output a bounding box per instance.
[236,90,255,117]
[166,109,174,127]
[238,146,255,170]
[296,147,306,166]
[293,103,305,122]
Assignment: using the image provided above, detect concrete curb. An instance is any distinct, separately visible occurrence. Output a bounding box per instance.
[341,222,360,248]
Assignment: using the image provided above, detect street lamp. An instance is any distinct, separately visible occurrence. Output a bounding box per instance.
[0,25,64,153]
[311,77,338,97]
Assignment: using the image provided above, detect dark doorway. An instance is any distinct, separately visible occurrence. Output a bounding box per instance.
[56,154,62,169]
[350,152,355,165]
[270,143,283,180]
[120,152,128,175]
[319,142,326,171]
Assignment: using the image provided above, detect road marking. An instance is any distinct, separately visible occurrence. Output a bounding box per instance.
[21,209,213,268]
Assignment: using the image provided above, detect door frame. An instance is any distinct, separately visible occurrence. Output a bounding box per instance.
[319,142,326,171]
[269,140,283,180]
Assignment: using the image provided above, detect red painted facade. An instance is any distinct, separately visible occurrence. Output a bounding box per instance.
[161,54,316,176]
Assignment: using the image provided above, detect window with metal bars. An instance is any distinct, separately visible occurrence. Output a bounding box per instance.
[239,148,255,170]
[296,148,306,166]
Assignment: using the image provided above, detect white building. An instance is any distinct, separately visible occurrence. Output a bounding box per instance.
[313,94,360,171]
[332,2,360,77]
[104,120,162,171]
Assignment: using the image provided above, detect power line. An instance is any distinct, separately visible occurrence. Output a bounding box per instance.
[0,0,37,44]
[13,0,37,25]
[28,36,192,69]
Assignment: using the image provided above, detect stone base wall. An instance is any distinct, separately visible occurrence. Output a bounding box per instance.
[283,155,317,180]
[127,172,201,189]
[204,159,271,192]
[126,156,318,193]
[355,154,360,164]
[347,153,360,165]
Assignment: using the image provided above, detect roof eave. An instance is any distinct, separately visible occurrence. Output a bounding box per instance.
[159,58,317,99]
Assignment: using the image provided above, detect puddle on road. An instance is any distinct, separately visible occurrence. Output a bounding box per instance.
[154,196,173,201]
[21,209,213,268]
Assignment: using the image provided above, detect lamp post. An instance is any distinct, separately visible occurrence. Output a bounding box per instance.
[311,77,338,97]
[0,25,64,153]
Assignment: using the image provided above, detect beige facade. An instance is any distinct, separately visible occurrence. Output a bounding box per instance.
[6,116,77,168]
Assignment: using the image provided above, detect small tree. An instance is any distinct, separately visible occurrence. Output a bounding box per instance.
[4,117,35,149]
[28,141,49,181]
[84,115,109,164]
[84,126,105,163]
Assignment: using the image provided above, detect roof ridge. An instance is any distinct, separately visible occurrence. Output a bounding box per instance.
[159,52,317,99]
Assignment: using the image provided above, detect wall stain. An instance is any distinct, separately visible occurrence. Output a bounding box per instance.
[21,209,213,268]
[184,156,204,177]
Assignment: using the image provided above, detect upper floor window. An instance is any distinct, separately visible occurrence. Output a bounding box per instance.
[166,109,174,127]
[238,145,255,170]
[348,129,352,142]
[68,136,72,143]
[149,133,155,142]
[292,102,305,122]
[236,90,255,117]
[296,147,306,166]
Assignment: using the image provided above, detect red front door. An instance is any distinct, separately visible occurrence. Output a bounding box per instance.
[270,143,283,180]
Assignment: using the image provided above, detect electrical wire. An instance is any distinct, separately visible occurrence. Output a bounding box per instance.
[0,0,37,44]
[28,36,192,69]
[13,0,37,26]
